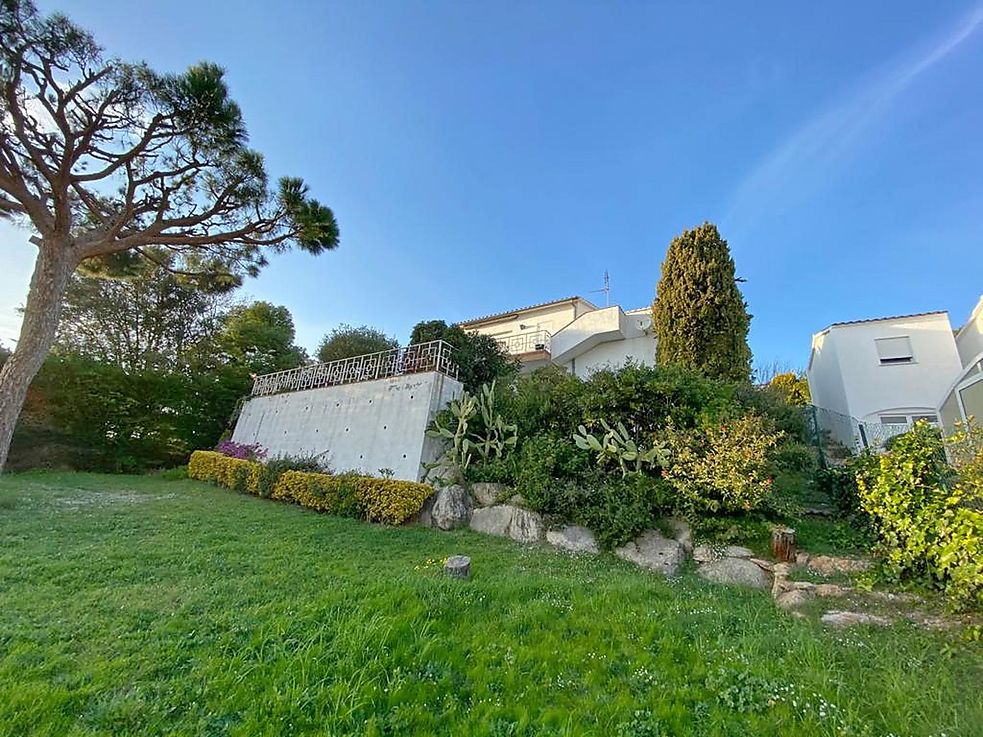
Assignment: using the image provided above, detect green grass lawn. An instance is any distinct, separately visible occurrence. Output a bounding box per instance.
[0,473,980,737]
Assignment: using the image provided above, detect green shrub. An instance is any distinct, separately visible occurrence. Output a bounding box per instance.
[857,421,982,608]
[465,456,516,484]
[514,433,591,513]
[495,365,587,441]
[661,413,782,515]
[581,362,737,436]
[573,474,674,550]
[255,454,326,498]
[813,453,877,522]
[156,465,188,480]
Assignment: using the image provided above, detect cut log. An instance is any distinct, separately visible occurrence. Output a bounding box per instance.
[771,527,797,563]
[444,555,471,579]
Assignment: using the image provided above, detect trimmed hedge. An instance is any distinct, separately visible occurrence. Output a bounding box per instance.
[188,450,432,525]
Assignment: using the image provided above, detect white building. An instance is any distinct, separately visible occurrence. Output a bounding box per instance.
[940,295,983,433]
[807,298,983,449]
[458,296,656,379]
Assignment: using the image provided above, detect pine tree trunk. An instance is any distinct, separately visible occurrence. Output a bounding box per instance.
[0,243,76,473]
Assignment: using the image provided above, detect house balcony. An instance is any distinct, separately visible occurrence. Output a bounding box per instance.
[496,330,552,371]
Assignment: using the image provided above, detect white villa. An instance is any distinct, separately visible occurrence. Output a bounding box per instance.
[807,296,983,449]
[458,296,656,378]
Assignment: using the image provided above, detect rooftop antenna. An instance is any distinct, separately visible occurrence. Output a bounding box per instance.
[590,270,611,307]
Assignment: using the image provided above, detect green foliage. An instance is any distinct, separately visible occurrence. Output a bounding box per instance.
[427,381,517,478]
[316,324,398,363]
[768,372,811,406]
[409,319,518,392]
[814,453,878,522]
[581,361,737,436]
[156,465,188,481]
[495,365,586,441]
[651,222,752,382]
[254,454,327,498]
[574,474,674,550]
[573,419,669,477]
[857,420,982,608]
[514,433,592,512]
[56,257,231,373]
[13,355,250,472]
[216,301,308,374]
[661,413,782,515]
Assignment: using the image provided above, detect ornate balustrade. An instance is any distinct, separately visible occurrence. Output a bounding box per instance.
[250,340,458,397]
[496,330,551,356]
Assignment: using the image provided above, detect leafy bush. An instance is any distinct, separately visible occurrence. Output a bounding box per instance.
[573,474,674,550]
[495,365,586,442]
[581,362,736,436]
[814,453,877,522]
[14,354,251,472]
[156,465,188,480]
[661,413,782,515]
[514,433,591,513]
[465,456,516,484]
[188,450,432,525]
[254,454,327,498]
[857,421,982,608]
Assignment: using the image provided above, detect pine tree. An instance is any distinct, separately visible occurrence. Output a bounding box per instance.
[652,222,752,382]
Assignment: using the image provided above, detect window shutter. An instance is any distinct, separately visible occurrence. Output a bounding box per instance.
[875,336,913,363]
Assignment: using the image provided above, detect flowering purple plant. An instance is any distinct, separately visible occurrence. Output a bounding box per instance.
[215,440,268,461]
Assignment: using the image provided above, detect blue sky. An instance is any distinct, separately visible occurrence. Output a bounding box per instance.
[2,1,982,370]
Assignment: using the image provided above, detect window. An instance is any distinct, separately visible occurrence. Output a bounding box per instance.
[879,414,909,425]
[875,336,914,365]
[911,414,938,424]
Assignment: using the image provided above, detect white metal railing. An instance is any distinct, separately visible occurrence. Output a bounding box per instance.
[496,330,551,356]
[250,340,458,397]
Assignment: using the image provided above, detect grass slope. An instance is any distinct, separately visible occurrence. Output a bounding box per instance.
[0,472,979,737]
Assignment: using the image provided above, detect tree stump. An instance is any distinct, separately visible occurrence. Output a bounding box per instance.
[771,527,797,563]
[444,555,471,580]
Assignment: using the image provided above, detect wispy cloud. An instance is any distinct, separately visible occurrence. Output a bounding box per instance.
[724,4,983,235]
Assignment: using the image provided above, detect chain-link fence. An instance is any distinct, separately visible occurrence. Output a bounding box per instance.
[804,405,917,466]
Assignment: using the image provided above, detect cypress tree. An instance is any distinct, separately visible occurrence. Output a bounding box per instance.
[652,222,752,382]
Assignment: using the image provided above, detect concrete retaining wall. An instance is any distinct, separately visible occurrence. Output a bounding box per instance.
[231,371,463,481]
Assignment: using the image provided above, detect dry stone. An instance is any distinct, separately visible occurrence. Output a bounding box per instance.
[776,589,813,609]
[417,493,435,528]
[470,505,513,537]
[546,525,600,555]
[698,557,771,589]
[821,610,892,628]
[470,504,545,544]
[692,544,716,563]
[430,485,472,530]
[615,530,685,576]
[471,482,507,508]
[721,545,754,559]
[808,555,872,576]
[666,518,693,553]
[509,507,545,543]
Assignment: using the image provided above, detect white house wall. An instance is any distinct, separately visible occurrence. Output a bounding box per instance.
[806,331,851,417]
[955,296,983,368]
[567,334,657,379]
[462,300,592,344]
[809,314,962,426]
[231,372,463,481]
